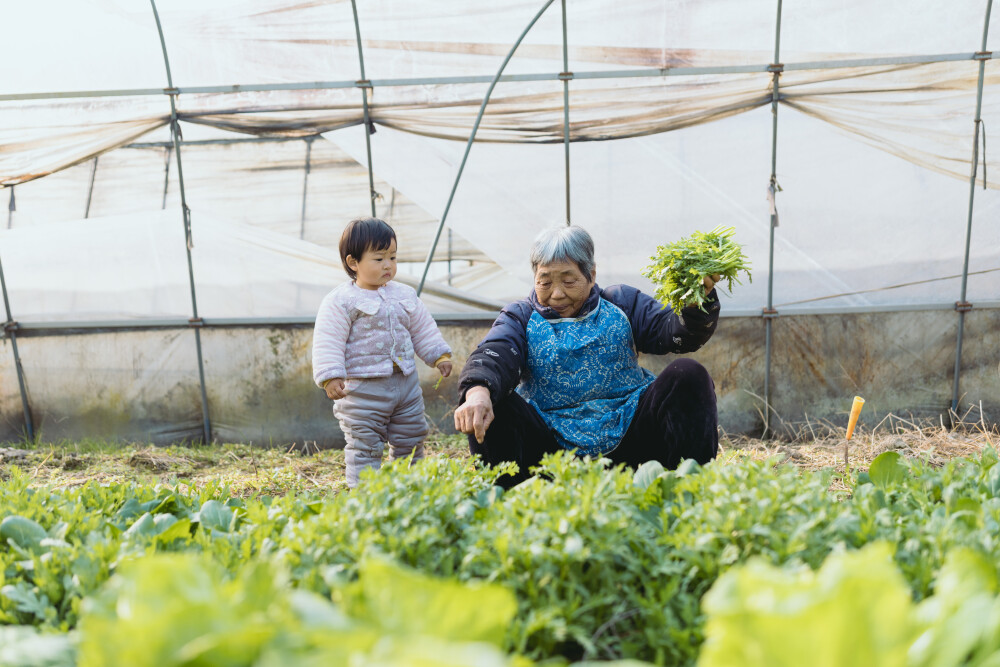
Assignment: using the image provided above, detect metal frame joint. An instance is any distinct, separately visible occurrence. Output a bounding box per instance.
[188,317,205,327]
[355,79,372,88]
[767,63,784,73]
[3,320,17,334]
[974,51,993,60]
[558,71,574,81]
[762,308,779,319]
[955,301,974,313]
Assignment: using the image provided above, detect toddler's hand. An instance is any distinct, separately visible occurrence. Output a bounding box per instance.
[437,361,453,378]
[324,378,347,400]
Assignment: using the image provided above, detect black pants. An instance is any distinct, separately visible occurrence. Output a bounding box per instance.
[468,358,719,488]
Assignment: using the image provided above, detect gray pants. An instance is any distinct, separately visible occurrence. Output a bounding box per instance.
[332,369,428,488]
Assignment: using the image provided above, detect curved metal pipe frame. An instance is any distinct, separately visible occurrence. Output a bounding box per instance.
[0,250,34,441]
[416,0,558,296]
[150,0,212,444]
[350,0,378,217]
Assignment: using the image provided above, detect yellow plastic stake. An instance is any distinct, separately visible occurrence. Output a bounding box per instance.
[844,395,865,473]
[846,396,865,440]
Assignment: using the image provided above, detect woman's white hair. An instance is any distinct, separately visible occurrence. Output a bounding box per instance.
[529,225,595,279]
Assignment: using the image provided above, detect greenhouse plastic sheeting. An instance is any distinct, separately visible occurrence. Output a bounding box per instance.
[4,1,1000,183]
[328,111,1000,311]
[2,0,1000,443]
[5,130,487,265]
[0,327,341,445]
[0,209,501,322]
[1,0,998,313]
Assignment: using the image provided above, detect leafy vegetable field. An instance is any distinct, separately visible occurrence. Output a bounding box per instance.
[1,428,999,666]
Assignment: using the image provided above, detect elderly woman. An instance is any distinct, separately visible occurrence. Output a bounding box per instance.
[455,225,722,488]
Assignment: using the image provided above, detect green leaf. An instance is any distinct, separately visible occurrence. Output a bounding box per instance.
[985,462,1000,498]
[197,500,234,533]
[1,516,48,551]
[633,460,664,489]
[675,458,702,477]
[910,549,1000,667]
[0,626,76,667]
[948,497,982,528]
[868,451,907,489]
[350,636,517,667]
[657,471,679,499]
[1,583,54,621]
[352,558,517,646]
[114,498,142,523]
[156,518,192,544]
[700,543,918,667]
[123,513,157,539]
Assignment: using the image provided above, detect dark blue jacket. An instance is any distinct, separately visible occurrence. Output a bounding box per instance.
[458,284,721,405]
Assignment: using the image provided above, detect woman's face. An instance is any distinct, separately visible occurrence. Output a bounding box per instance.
[534,260,595,317]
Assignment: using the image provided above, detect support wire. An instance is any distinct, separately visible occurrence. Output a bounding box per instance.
[417,0,557,296]
[84,156,99,219]
[161,146,171,209]
[300,137,314,240]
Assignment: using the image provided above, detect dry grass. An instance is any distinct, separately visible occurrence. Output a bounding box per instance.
[3,411,996,497]
[3,433,471,497]
[721,406,997,493]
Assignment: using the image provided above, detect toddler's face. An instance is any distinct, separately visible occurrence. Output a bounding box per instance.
[349,240,397,290]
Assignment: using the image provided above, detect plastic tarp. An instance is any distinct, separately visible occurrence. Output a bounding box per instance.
[2,0,999,314]
[5,127,487,265]
[2,0,1000,443]
[0,209,501,322]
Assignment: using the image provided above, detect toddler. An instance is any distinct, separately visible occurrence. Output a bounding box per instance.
[312,217,452,488]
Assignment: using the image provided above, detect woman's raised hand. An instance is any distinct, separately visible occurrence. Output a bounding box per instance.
[702,273,722,293]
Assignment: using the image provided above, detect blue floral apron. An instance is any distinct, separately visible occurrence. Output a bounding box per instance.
[517,298,654,457]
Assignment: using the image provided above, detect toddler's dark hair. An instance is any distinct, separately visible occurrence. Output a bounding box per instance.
[339,217,397,279]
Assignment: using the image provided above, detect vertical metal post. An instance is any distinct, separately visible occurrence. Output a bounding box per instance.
[161,145,171,209]
[300,137,314,240]
[418,0,557,295]
[150,0,212,444]
[6,186,14,229]
[84,156,99,219]
[0,251,34,441]
[349,0,377,217]
[560,0,571,225]
[447,227,453,285]
[762,0,783,438]
[951,0,993,416]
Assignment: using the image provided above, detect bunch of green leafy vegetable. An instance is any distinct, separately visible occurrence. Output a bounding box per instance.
[641,225,751,314]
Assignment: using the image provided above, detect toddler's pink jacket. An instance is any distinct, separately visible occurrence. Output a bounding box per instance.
[312,281,451,385]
